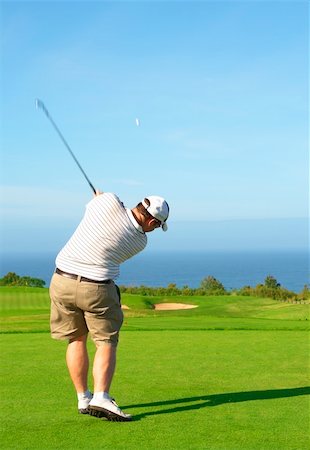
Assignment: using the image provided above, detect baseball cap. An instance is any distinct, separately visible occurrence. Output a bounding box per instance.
[142,196,169,231]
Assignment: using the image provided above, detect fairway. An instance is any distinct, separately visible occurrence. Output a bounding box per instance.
[1,288,309,449]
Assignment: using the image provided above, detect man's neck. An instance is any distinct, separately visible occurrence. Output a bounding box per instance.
[131,208,143,227]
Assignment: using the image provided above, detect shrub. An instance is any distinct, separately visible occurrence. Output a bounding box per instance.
[237,286,253,296]
[200,276,226,295]
[254,284,295,301]
[264,275,281,289]
[297,285,310,302]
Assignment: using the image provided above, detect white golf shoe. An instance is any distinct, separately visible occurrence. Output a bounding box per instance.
[89,394,132,422]
[78,391,93,414]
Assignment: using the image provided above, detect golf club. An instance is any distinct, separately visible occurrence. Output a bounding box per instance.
[35,99,96,194]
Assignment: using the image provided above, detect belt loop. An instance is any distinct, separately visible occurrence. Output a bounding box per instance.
[77,275,81,283]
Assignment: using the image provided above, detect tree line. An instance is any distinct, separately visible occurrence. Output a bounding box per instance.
[0,272,46,288]
[0,272,309,302]
[119,275,310,302]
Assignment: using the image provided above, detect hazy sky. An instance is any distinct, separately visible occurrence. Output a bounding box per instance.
[0,0,308,253]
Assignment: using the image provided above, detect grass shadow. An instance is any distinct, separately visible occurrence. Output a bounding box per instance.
[124,386,310,420]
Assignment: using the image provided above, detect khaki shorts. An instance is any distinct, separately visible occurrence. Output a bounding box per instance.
[49,273,123,346]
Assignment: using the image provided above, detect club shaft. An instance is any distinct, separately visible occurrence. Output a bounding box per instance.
[37,101,96,194]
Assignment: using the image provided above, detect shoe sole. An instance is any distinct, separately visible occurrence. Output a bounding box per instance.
[78,407,90,415]
[89,405,132,422]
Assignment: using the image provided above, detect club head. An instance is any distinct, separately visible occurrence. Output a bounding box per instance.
[35,98,42,109]
[35,98,48,115]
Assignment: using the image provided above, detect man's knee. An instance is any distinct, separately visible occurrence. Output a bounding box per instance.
[68,333,88,344]
[94,340,117,349]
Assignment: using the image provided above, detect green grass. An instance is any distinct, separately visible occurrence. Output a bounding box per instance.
[1,286,309,333]
[1,287,309,449]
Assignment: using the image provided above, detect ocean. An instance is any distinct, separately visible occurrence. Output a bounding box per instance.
[0,250,309,292]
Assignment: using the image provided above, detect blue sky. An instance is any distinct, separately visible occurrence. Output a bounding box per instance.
[0,0,309,254]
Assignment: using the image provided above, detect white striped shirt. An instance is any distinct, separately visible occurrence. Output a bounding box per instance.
[56,193,147,280]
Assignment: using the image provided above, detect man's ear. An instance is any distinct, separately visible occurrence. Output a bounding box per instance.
[149,218,160,228]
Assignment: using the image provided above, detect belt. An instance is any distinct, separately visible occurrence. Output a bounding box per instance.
[55,268,111,284]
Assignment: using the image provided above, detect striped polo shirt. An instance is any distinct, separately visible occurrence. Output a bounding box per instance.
[56,193,147,280]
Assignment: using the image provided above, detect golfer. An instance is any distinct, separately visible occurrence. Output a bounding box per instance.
[49,191,169,422]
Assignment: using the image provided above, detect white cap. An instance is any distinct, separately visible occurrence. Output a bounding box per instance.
[142,196,169,231]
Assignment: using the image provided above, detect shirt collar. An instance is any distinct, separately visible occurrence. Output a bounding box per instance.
[126,208,144,233]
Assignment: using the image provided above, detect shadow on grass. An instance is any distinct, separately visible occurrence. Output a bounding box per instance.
[124,386,310,420]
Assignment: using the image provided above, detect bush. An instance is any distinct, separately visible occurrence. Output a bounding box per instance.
[237,286,253,296]
[200,276,226,295]
[264,275,281,289]
[253,284,295,301]
[297,285,310,302]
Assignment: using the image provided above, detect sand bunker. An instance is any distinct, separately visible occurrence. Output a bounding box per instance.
[121,305,130,310]
[154,303,198,311]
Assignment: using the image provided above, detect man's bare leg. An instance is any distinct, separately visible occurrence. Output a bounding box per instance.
[66,334,89,393]
[93,343,116,393]
[89,343,132,421]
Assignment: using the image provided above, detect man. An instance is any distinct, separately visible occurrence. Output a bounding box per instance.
[49,191,169,422]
